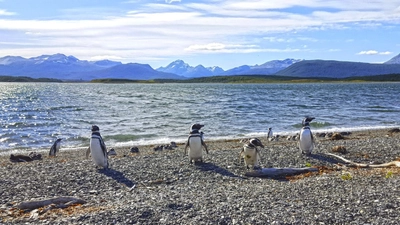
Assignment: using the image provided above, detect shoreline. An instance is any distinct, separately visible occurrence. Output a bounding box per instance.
[1,127,399,156]
[1,127,400,224]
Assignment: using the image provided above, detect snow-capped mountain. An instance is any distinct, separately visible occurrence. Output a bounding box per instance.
[0,56,27,65]
[384,53,400,64]
[156,60,224,78]
[92,59,122,67]
[0,53,181,80]
[257,58,303,69]
[30,53,80,64]
[156,58,301,77]
[223,58,302,75]
[1,53,399,80]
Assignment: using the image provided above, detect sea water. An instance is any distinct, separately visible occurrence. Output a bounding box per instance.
[0,82,399,153]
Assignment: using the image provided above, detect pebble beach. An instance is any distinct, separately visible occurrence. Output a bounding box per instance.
[1,128,400,224]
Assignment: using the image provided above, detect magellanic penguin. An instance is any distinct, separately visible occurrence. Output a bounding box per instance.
[299,117,315,155]
[49,138,62,156]
[239,138,264,169]
[86,125,109,169]
[184,124,208,164]
[267,127,273,141]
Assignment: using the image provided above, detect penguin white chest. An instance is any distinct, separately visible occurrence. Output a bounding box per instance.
[188,136,203,160]
[242,146,259,167]
[299,128,314,154]
[90,138,108,167]
[55,142,61,152]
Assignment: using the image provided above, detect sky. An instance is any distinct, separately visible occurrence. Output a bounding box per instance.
[0,0,399,70]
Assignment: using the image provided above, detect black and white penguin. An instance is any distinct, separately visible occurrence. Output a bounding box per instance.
[299,117,315,155]
[107,148,117,156]
[267,127,273,140]
[239,138,264,169]
[130,146,140,153]
[184,123,208,163]
[49,138,62,156]
[86,125,109,169]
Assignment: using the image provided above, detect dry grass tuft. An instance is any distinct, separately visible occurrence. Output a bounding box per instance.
[331,133,344,140]
[331,145,347,154]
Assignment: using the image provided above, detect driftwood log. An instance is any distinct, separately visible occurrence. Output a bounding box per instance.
[17,197,86,211]
[326,153,400,168]
[245,167,318,178]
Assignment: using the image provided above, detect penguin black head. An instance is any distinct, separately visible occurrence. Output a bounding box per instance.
[302,117,315,126]
[190,123,204,131]
[249,138,264,148]
[55,138,62,143]
[268,127,272,130]
[91,125,100,132]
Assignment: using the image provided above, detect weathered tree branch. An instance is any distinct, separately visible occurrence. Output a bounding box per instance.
[245,167,318,177]
[17,197,86,211]
[326,153,400,168]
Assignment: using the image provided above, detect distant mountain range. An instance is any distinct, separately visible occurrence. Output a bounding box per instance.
[0,53,399,81]
[384,53,400,64]
[156,60,224,78]
[0,54,182,80]
[275,59,400,78]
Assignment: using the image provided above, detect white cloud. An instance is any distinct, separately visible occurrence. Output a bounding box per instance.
[184,42,303,54]
[0,0,400,66]
[263,36,318,43]
[263,37,290,43]
[165,0,181,3]
[0,9,16,16]
[185,43,227,51]
[357,50,393,55]
[90,55,123,61]
[358,50,379,55]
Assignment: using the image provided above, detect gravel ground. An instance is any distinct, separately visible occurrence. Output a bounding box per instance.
[1,129,400,224]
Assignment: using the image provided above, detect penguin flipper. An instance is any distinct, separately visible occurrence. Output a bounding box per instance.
[201,139,208,154]
[184,137,190,156]
[310,130,315,144]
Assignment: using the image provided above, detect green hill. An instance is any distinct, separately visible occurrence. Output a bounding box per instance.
[0,75,62,82]
[275,60,400,78]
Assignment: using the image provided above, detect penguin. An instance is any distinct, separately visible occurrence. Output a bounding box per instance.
[29,152,42,160]
[49,138,62,156]
[86,125,109,169]
[239,138,264,169]
[267,127,273,141]
[184,124,208,164]
[107,148,117,156]
[10,154,33,162]
[130,146,140,153]
[299,117,315,155]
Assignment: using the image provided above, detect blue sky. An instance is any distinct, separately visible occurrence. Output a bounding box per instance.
[0,0,399,70]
